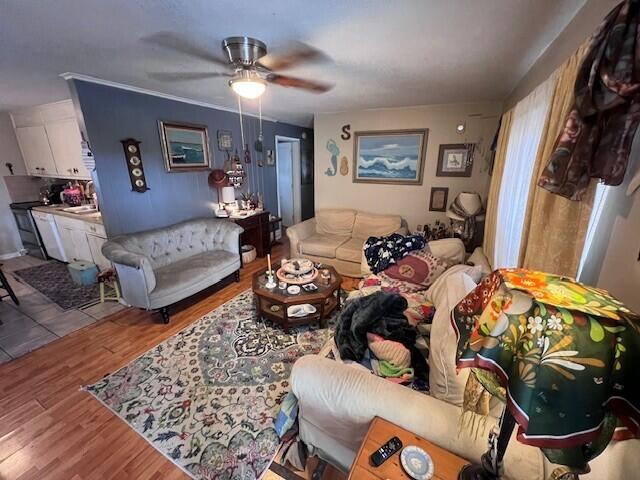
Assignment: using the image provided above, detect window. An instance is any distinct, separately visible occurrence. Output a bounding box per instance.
[493,77,555,268]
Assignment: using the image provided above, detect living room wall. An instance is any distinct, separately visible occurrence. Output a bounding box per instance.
[0,113,27,257]
[72,79,313,237]
[314,102,501,231]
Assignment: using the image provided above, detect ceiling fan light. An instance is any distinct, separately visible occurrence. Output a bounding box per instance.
[229,72,266,99]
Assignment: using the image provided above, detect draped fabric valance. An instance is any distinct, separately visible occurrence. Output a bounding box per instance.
[538,0,640,201]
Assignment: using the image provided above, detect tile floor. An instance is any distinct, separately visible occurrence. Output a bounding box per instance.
[0,255,125,363]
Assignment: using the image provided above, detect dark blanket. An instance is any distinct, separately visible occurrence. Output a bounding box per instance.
[364,233,426,274]
[335,291,428,381]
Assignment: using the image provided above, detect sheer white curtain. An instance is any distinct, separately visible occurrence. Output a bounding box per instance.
[493,77,556,268]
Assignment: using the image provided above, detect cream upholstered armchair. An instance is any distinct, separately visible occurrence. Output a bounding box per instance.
[102,218,243,323]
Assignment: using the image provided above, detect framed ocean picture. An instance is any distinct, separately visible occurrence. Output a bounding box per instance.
[352,129,428,185]
[158,121,212,172]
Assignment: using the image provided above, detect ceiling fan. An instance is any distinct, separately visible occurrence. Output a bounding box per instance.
[144,33,333,99]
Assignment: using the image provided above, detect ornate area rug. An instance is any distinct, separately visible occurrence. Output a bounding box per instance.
[85,289,334,479]
[13,261,109,310]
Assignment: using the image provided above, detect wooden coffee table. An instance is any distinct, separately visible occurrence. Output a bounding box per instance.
[252,264,342,332]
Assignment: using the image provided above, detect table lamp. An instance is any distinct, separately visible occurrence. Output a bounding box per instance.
[446,192,485,246]
[452,269,640,479]
[221,186,237,212]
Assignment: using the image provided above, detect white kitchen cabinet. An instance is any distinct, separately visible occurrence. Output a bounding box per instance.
[57,224,75,262]
[55,215,95,263]
[51,213,110,268]
[86,233,110,270]
[45,119,89,178]
[70,228,93,262]
[14,126,58,176]
[10,100,90,180]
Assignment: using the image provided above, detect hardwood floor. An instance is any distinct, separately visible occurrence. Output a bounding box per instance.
[0,242,345,480]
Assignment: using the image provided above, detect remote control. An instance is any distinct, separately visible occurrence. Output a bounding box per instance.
[370,436,403,467]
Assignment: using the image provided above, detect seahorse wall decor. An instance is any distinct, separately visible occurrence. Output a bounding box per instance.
[340,156,349,176]
[325,139,339,176]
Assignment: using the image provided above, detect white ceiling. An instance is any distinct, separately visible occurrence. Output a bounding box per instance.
[1,0,586,126]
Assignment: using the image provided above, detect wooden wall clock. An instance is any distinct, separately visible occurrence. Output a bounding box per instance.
[121,138,149,193]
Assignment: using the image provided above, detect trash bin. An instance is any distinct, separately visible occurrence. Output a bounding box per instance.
[68,261,99,286]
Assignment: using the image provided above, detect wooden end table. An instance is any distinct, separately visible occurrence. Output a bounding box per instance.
[252,264,342,332]
[348,417,469,480]
[231,211,271,257]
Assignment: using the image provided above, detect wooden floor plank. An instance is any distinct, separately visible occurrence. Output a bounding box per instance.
[0,242,345,479]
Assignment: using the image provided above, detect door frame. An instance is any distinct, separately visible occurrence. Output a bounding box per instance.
[275,135,302,225]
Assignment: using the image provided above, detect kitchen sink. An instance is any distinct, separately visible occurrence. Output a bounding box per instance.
[62,205,99,215]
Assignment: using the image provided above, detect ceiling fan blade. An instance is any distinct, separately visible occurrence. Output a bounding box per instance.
[266,73,333,93]
[258,42,329,71]
[141,32,230,67]
[147,71,232,82]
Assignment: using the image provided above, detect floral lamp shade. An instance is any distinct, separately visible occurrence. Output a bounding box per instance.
[452,269,640,469]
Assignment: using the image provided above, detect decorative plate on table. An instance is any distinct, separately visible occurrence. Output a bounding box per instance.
[400,446,434,480]
[276,267,318,285]
[281,258,314,275]
[287,304,317,317]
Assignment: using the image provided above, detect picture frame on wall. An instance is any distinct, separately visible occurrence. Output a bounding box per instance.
[352,129,428,185]
[436,143,473,177]
[217,130,233,151]
[158,121,212,172]
[429,187,449,212]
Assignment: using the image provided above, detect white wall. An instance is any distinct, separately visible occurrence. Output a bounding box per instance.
[580,142,640,313]
[0,112,27,257]
[596,188,640,313]
[314,102,501,230]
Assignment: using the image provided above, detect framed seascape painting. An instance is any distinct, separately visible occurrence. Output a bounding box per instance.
[436,143,473,177]
[159,121,212,172]
[352,129,428,185]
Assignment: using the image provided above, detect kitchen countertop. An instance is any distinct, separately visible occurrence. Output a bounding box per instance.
[32,205,103,225]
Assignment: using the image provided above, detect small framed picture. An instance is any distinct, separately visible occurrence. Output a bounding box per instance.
[429,187,449,212]
[159,121,212,172]
[266,149,275,166]
[217,130,233,151]
[437,143,473,177]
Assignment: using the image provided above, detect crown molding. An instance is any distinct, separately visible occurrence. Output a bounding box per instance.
[59,72,278,122]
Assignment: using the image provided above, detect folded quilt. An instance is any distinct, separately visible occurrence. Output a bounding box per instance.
[367,332,411,368]
[335,291,429,382]
[375,359,414,379]
[353,275,435,325]
[364,233,426,274]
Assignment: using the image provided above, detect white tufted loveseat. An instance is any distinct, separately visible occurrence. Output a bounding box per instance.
[102,218,243,323]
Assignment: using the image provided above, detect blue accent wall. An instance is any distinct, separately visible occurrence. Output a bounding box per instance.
[73,80,312,237]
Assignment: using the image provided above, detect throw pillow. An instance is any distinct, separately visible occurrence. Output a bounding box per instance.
[378,249,450,289]
[428,271,478,406]
[467,247,492,276]
[426,264,483,309]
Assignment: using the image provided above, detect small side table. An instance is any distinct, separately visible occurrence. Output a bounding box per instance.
[348,417,468,480]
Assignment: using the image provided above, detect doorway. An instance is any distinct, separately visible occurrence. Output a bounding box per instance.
[275,136,301,227]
